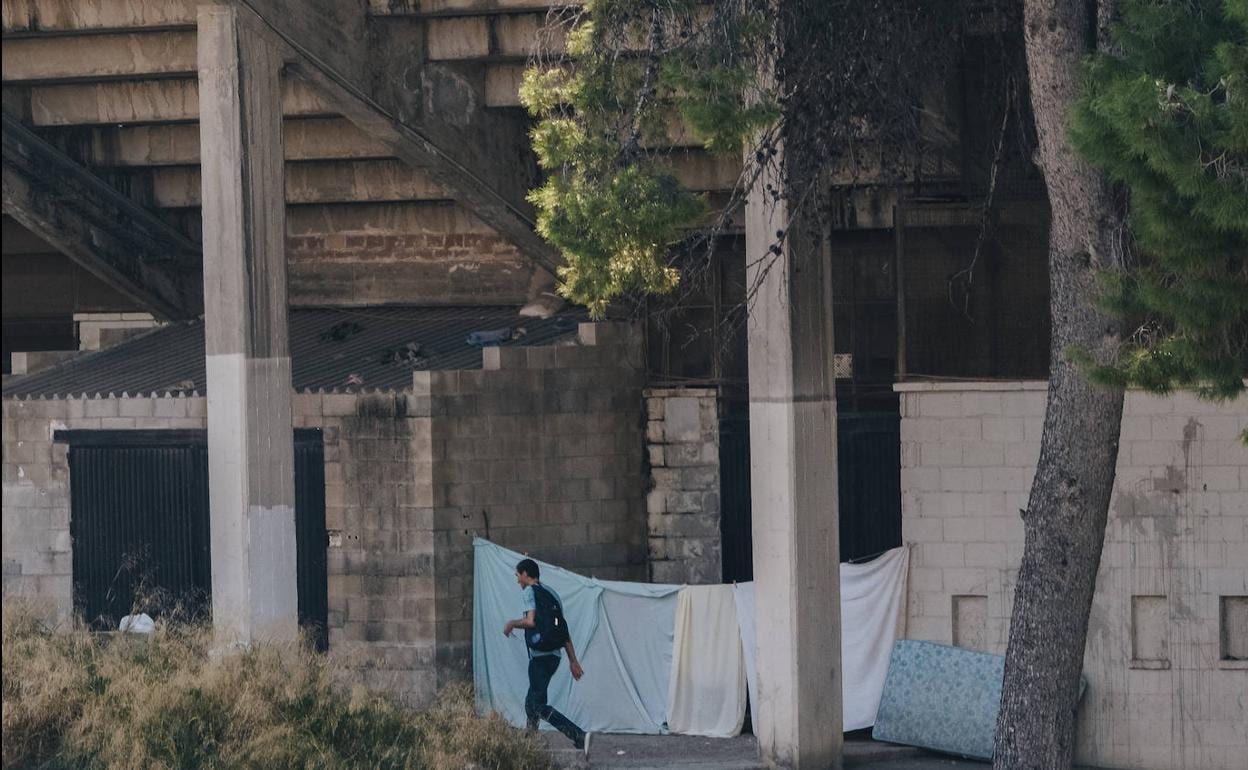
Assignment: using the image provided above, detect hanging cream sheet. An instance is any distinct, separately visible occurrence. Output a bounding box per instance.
[734,545,910,731]
[665,584,748,737]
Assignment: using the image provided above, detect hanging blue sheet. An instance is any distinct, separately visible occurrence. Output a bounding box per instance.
[472,538,682,734]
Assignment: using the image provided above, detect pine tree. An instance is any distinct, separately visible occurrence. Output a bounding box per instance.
[1072,0,1248,400]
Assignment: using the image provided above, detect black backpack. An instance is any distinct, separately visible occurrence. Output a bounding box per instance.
[525,584,570,653]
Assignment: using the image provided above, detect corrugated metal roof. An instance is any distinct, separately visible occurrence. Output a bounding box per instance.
[3,306,586,398]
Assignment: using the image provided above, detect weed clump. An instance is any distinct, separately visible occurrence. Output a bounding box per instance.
[2,603,554,770]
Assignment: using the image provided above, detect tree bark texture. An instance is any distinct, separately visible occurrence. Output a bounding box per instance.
[993,1,1125,768]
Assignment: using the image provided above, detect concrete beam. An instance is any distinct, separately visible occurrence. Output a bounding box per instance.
[745,142,843,764]
[665,151,742,192]
[236,0,562,275]
[198,2,299,646]
[425,13,563,61]
[27,77,336,126]
[286,200,496,236]
[425,16,489,60]
[238,0,368,86]
[1,30,197,82]
[0,13,564,77]
[2,0,196,34]
[420,8,709,63]
[367,0,575,18]
[139,155,728,208]
[0,0,574,33]
[1,111,201,319]
[39,118,389,168]
[484,62,527,107]
[149,159,450,207]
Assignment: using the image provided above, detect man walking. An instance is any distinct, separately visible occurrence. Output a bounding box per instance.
[503,558,592,758]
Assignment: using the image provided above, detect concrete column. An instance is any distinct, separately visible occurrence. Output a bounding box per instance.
[197,4,299,645]
[745,143,843,767]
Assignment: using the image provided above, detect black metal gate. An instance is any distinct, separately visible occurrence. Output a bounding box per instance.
[58,429,327,646]
[836,413,902,561]
[718,403,754,582]
[718,409,902,581]
[294,431,329,651]
[65,431,212,628]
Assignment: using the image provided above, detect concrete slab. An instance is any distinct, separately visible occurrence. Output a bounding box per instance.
[544,733,1125,770]
[545,733,925,769]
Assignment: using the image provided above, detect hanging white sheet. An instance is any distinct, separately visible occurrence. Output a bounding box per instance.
[665,584,748,738]
[734,545,910,731]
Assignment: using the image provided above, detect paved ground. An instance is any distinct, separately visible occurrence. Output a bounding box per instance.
[544,733,987,769]
[546,733,1119,769]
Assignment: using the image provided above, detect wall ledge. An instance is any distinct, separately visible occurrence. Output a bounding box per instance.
[893,379,1248,393]
[894,380,1047,393]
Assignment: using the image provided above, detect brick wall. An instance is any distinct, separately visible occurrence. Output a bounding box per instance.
[644,388,721,584]
[425,322,648,682]
[286,203,536,306]
[898,382,1248,770]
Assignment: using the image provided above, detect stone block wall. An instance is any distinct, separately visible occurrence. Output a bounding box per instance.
[644,388,721,584]
[74,312,160,351]
[897,381,1248,770]
[425,322,648,682]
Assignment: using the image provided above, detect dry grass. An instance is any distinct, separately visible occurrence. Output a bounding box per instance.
[2,602,555,770]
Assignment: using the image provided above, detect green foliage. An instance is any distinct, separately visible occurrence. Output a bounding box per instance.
[529,166,706,318]
[660,58,779,154]
[521,0,778,316]
[1072,0,1248,400]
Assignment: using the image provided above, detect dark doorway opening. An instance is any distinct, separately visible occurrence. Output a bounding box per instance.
[57,428,328,649]
[717,409,903,582]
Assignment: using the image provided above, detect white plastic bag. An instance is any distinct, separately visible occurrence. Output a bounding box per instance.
[118,613,155,634]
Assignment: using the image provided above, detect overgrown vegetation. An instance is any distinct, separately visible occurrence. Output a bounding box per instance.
[2,603,554,770]
[1072,0,1248,401]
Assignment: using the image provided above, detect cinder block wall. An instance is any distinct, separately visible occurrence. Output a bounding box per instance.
[644,387,721,584]
[2,322,650,705]
[2,395,206,627]
[1,393,441,705]
[294,390,439,706]
[897,382,1248,770]
[425,322,648,683]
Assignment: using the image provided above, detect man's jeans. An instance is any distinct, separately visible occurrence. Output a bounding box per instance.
[525,654,585,744]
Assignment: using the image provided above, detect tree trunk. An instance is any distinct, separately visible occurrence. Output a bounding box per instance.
[993,1,1125,768]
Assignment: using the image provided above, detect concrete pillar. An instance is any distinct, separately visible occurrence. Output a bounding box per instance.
[197,4,299,645]
[745,142,843,767]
